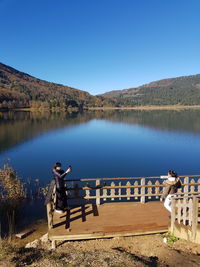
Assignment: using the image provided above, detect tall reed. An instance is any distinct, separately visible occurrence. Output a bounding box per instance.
[0,164,24,239]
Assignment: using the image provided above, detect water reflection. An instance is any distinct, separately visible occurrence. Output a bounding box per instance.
[1,109,200,180]
[2,109,200,229]
[0,111,91,153]
[1,109,200,154]
[103,109,200,134]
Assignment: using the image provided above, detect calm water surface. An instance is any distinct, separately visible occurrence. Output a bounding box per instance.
[1,109,200,185]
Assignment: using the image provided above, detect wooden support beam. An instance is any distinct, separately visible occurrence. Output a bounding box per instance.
[96,179,100,205]
[141,178,145,203]
[192,196,198,241]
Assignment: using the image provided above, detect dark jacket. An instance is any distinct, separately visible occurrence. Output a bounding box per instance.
[52,169,66,189]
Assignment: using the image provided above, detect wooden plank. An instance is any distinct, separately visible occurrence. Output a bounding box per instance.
[111,182,115,201]
[155,180,160,199]
[192,197,198,240]
[182,198,187,225]
[171,198,176,232]
[83,192,200,199]
[147,181,152,199]
[49,229,168,241]
[198,178,200,193]
[103,185,107,201]
[118,182,121,200]
[134,181,139,199]
[47,202,53,229]
[177,199,182,224]
[78,174,200,182]
[189,198,193,226]
[126,181,131,200]
[190,179,195,194]
[184,177,189,197]
[96,179,100,205]
[140,178,145,203]
[15,229,35,239]
[44,180,55,205]
[72,183,200,191]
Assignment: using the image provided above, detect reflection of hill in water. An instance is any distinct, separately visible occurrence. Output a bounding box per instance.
[1,109,200,153]
[93,109,200,134]
[0,111,93,153]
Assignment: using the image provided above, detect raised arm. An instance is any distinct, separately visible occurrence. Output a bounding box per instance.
[160,175,169,179]
[53,169,67,179]
[65,167,71,175]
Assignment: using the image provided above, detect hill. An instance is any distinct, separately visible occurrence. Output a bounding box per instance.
[0,63,110,110]
[101,74,200,106]
[2,62,200,109]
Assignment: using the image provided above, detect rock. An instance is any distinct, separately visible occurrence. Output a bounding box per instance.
[163,237,167,244]
[40,233,49,243]
[25,233,49,248]
[25,239,40,248]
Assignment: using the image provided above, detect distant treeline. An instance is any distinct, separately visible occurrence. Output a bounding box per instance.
[112,85,200,106]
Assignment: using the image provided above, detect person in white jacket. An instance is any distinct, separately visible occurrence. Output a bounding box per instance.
[160,170,181,212]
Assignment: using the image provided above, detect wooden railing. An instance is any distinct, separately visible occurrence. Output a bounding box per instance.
[66,175,200,205]
[171,195,200,241]
[45,175,200,229]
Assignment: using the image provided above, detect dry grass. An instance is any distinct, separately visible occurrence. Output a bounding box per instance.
[0,164,24,238]
[0,164,24,201]
[1,234,200,267]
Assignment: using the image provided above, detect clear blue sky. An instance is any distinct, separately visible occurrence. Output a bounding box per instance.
[1,0,200,95]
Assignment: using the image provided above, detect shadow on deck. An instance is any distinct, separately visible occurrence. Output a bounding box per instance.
[48,202,169,242]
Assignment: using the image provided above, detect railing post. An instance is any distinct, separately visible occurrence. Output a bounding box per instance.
[52,240,56,250]
[45,180,56,229]
[170,197,176,232]
[119,182,121,200]
[96,179,100,206]
[52,185,56,210]
[140,178,145,203]
[184,176,189,196]
[192,196,198,241]
[47,202,53,229]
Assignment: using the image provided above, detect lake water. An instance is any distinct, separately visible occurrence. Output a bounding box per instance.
[1,109,200,185]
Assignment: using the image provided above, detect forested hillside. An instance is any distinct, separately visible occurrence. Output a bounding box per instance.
[102,74,200,106]
[2,62,200,109]
[0,63,112,110]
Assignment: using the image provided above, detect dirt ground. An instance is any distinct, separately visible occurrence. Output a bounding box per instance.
[1,232,200,267]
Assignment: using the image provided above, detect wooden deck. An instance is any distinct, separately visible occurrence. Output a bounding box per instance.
[48,202,169,241]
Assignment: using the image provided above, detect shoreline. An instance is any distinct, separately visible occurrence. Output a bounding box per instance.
[88,105,200,111]
[2,105,200,112]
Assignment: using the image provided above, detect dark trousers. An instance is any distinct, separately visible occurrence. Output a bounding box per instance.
[56,187,68,211]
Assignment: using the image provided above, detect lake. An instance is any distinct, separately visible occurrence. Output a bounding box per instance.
[1,109,200,184]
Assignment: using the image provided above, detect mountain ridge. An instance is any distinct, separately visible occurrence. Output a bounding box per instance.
[101,73,200,97]
[0,62,110,109]
[100,73,200,106]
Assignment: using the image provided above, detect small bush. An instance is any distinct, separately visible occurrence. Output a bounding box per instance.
[164,232,179,244]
